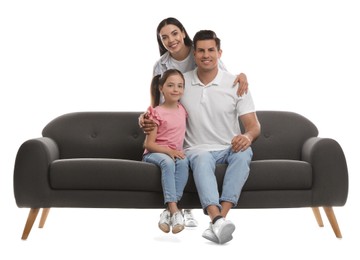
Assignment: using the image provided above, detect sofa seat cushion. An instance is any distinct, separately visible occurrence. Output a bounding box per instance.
[213,160,312,192]
[50,158,162,191]
[243,160,312,190]
[50,158,312,192]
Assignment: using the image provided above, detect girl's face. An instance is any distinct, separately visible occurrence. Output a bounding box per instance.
[160,74,184,104]
[159,24,186,55]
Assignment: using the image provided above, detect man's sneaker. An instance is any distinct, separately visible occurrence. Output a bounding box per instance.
[211,218,235,244]
[183,209,198,227]
[171,211,185,234]
[158,210,171,233]
[202,222,219,243]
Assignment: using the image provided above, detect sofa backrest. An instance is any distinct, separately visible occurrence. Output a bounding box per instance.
[248,111,318,160]
[42,112,146,160]
[42,110,318,161]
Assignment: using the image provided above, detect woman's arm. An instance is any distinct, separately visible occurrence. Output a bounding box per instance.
[233,73,249,97]
[218,60,249,96]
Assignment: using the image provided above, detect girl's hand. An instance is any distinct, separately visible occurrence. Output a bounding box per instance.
[168,150,186,160]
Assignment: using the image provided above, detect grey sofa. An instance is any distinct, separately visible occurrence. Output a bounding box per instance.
[13,111,348,240]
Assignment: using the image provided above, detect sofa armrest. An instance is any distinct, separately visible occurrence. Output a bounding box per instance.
[14,137,60,208]
[302,137,348,206]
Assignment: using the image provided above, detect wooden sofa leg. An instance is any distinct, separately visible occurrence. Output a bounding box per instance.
[312,207,324,227]
[39,208,50,228]
[21,208,40,240]
[323,207,342,239]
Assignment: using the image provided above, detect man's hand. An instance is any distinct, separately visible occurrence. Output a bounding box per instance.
[139,112,156,135]
[231,134,252,152]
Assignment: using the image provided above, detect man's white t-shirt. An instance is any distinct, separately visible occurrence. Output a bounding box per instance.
[180,68,256,151]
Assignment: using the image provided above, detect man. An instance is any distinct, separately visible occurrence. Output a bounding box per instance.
[180,30,261,244]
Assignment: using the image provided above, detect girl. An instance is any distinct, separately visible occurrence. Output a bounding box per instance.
[142,69,189,234]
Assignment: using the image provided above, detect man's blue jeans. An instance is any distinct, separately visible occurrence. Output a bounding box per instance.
[185,147,253,213]
[143,153,189,204]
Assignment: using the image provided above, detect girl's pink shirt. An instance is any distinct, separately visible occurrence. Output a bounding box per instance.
[144,103,187,154]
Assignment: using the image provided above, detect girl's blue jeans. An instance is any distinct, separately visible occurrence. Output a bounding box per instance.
[143,153,189,205]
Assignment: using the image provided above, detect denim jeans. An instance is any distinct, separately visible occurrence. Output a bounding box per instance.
[143,153,189,205]
[185,147,253,213]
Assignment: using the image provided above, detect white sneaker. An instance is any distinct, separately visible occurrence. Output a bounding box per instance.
[158,210,171,233]
[211,218,235,244]
[171,211,185,234]
[202,222,219,243]
[183,209,198,227]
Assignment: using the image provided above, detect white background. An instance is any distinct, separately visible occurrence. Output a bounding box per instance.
[1,0,359,259]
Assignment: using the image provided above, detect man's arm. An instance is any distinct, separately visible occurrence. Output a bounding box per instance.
[231,112,261,152]
[138,112,157,135]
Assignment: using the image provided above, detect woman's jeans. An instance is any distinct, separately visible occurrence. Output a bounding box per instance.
[143,153,189,205]
[185,147,253,213]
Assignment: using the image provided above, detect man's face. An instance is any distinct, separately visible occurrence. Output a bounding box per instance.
[194,39,222,72]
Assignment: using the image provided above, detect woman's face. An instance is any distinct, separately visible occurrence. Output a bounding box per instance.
[159,24,186,55]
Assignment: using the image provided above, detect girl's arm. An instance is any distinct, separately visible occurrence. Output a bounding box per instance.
[144,126,173,156]
[144,126,185,160]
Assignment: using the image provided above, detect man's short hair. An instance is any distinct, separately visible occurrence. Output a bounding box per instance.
[193,30,221,50]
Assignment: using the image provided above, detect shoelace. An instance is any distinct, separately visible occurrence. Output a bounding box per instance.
[172,212,184,225]
[160,211,170,222]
